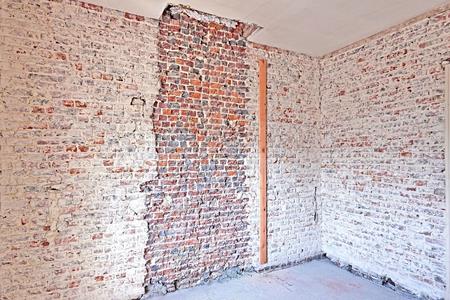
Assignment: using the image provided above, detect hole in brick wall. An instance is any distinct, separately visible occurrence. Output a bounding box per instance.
[130,96,146,106]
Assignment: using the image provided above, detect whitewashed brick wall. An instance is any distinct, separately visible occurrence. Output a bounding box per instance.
[247,44,322,268]
[320,6,450,299]
[0,1,158,299]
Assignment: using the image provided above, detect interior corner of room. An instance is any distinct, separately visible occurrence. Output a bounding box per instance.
[0,0,449,300]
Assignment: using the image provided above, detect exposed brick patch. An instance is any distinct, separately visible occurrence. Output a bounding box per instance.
[142,5,253,294]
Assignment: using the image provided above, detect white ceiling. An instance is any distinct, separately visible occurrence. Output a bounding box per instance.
[87,0,449,56]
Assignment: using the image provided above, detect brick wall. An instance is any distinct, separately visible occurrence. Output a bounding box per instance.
[0,1,158,299]
[142,6,254,294]
[1,0,449,299]
[0,1,323,298]
[320,6,450,299]
[140,6,322,295]
[247,45,322,268]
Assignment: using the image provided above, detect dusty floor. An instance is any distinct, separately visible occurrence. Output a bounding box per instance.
[149,259,416,300]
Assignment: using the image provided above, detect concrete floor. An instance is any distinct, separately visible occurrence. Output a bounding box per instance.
[150,259,416,300]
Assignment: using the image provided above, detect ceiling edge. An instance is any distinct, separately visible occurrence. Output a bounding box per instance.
[81,0,449,59]
[78,0,167,19]
[165,3,261,33]
[321,2,450,59]
[248,41,316,60]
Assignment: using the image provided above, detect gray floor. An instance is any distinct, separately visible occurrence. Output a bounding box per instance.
[150,259,416,300]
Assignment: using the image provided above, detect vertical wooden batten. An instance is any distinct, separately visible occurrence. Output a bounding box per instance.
[444,62,450,300]
[259,59,268,264]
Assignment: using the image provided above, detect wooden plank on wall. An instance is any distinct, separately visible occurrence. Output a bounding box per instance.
[259,59,268,264]
[444,62,450,300]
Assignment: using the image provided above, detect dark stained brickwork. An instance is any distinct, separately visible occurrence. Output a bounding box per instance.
[142,6,254,294]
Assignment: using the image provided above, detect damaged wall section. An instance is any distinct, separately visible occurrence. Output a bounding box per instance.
[142,5,254,294]
[142,5,324,295]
